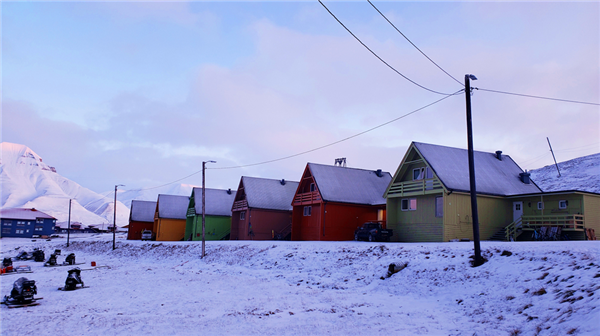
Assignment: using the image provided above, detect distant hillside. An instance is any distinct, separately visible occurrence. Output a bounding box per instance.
[530,153,600,194]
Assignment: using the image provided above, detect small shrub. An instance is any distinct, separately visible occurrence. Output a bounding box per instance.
[533,288,547,296]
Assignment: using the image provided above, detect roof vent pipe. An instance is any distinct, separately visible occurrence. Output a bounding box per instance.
[227,188,232,194]
[495,151,503,161]
[376,169,383,177]
[519,170,531,184]
[280,179,286,185]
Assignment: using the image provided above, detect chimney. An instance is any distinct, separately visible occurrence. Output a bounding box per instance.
[375,169,383,177]
[495,151,503,161]
[227,188,232,194]
[280,179,286,185]
[519,170,531,184]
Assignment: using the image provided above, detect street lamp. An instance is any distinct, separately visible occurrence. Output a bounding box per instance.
[202,160,216,258]
[113,184,125,250]
[464,74,483,266]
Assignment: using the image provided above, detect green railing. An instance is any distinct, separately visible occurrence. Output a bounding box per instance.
[387,178,443,197]
[505,214,585,241]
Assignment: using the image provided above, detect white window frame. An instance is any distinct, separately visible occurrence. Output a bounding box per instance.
[15,229,24,234]
[240,211,246,220]
[35,226,44,231]
[559,200,567,209]
[537,202,544,210]
[401,198,417,211]
[435,197,443,218]
[303,206,312,216]
[310,183,316,192]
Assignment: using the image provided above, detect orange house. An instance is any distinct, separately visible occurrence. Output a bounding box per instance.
[153,194,189,241]
[291,163,391,241]
[127,200,157,240]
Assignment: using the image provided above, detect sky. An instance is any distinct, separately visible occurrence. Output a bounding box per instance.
[2,0,599,195]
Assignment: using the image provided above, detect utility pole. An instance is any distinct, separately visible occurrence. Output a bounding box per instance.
[465,74,483,266]
[67,199,72,247]
[202,161,216,258]
[113,184,124,250]
[547,137,561,177]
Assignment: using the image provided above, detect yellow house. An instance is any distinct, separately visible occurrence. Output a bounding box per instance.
[153,194,190,241]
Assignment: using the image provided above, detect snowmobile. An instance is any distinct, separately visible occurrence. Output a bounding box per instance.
[15,251,32,261]
[3,258,12,268]
[59,268,86,291]
[44,253,58,267]
[65,253,76,265]
[2,277,42,308]
[33,249,45,262]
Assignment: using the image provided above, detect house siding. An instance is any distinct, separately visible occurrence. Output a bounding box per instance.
[583,194,600,239]
[231,208,291,240]
[388,195,443,242]
[443,193,511,241]
[127,221,154,240]
[185,215,231,241]
[154,218,187,241]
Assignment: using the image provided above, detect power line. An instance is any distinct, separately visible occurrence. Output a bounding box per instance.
[318,0,457,96]
[210,89,463,170]
[476,87,600,106]
[367,0,463,86]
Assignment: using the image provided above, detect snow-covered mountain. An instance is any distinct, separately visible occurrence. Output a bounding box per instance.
[0,142,130,227]
[530,153,600,194]
[113,183,198,208]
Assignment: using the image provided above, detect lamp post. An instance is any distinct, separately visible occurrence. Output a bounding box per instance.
[67,199,72,247]
[464,74,483,266]
[113,184,125,250]
[202,160,216,258]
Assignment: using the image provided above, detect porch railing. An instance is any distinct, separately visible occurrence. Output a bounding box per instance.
[387,178,443,197]
[505,214,585,241]
[293,191,321,205]
[232,200,248,212]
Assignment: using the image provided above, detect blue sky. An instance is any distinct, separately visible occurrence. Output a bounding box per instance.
[2,1,599,194]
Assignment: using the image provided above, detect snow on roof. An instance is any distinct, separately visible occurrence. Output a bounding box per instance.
[192,188,236,217]
[130,200,157,222]
[414,142,542,196]
[308,163,391,205]
[0,208,56,220]
[241,176,299,211]
[157,194,189,219]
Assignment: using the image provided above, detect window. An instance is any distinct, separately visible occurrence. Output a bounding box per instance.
[401,198,417,211]
[537,202,544,210]
[413,168,423,180]
[559,200,568,209]
[3,221,11,226]
[303,206,312,216]
[515,203,521,211]
[15,229,24,234]
[310,183,316,192]
[16,221,25,226]
[435,197,443,218]
[35,226,43,231]
[2,228,11,234]
[36,218,44,224]
[240,211,246,220]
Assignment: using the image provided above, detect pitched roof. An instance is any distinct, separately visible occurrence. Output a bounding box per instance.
[241,176,299,211]
[130,200,157,222]
[0,208,56,220]
[308,163,391,205]
[156,194,189,219]
[413,142,542,196]
[192,188,236,217]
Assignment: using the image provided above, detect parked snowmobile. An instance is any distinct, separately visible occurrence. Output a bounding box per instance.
[2,277,41,307]
[33,249,45,262]
[15,251,32,261]
[60,268,84,291]
[65,253,76,265]
[44,253,58,267]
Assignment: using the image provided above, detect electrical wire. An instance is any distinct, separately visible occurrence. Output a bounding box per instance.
[210,89,463,170]
[367,0,463,86]
[475,87,600,106]
[319,0,457,96]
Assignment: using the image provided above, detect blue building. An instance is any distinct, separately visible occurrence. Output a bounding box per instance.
[0,208,56,238]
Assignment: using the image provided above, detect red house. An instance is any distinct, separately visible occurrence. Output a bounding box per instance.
[231,176,299,240]
[291,163,392,241]
[127,200,157,240]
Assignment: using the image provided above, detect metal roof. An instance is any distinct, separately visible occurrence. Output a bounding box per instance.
[241,176,299,211]
[413,142,542,196]
[157,194,189,219]
[130,200,157,222]
[308,163,391,205]
[192,188,236,217]
[0,208,56,220]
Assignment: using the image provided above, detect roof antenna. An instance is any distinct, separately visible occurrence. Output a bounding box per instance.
[546,137,561,177]
[334,158,346,167]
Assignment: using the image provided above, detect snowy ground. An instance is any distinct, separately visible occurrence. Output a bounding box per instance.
[1,234,599,336]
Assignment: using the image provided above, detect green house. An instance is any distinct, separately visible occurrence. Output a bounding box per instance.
[384,142,600,242]
[185,188,236,241]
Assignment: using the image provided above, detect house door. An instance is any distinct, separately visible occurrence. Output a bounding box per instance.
[513,202,523,222]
